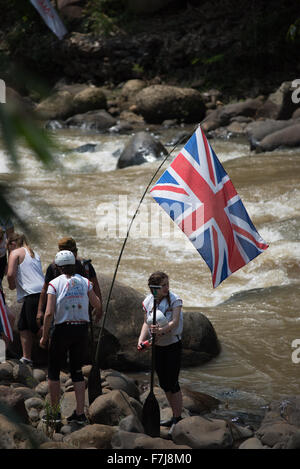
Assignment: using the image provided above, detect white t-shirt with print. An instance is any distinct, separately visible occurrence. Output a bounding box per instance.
[47,274,92,325]
[142,291,183,346]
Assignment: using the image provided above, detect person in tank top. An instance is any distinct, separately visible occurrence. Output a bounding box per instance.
[7,233,44,366]
[138,271,184,435]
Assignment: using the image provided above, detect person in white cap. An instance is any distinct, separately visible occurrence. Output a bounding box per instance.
[40,250,102,425]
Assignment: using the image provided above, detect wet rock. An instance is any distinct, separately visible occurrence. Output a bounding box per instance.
[203,97,264,132]
[181,387,220,414]
[65,109,116,131]
[255,123,300,152]
[68,143,99,153]
[256,397,300,448]
[245,118,299,150]
[117,131,168,168]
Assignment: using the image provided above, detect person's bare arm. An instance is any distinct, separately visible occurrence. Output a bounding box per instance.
[88,288,102,322]
[36,282,48,328]
[40,293,55,348]
[7,250,19,290]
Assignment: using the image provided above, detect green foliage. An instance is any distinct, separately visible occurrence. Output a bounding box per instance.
[132,63,144,76]
[82,0,127,35]
[43,400,61,438]
[286,18,300,43]
[201,54,225,65]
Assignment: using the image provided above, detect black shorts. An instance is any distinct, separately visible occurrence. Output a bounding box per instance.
[0,255,7,282]
[48,323,89,382]
[17,293,40,333]
[155,340,182,394]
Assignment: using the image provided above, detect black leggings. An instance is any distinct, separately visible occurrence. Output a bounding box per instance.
[155,340,182,394]
[48,323,88,382]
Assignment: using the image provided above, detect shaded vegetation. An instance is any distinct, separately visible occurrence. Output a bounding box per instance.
[0,0,299,97]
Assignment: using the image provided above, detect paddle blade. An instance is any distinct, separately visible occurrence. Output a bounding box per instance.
[88,364,102,405]
[142,390,160,437]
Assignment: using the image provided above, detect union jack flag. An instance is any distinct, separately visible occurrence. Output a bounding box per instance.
[0,290,13,342]
[150,126,269,288]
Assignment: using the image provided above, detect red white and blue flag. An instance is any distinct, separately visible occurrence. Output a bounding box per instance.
[0,291,13,342]
[150,126,269,288]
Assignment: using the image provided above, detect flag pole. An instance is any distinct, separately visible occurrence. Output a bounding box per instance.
[89,118,208,402]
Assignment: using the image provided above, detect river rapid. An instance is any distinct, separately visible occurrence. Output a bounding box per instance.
[1,125,300,418]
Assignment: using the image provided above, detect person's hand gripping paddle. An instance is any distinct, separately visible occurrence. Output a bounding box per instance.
[142,285,161,437]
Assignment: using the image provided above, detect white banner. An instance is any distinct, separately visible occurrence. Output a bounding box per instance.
[30,0,67,40]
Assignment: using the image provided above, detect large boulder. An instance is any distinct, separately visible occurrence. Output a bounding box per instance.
[245,118,300,150]
[256,81,300,120]
[71,87,107,114]
[256,396,300,449]
[202,97,264,132]
[35,90,74,120]
[95,274,220,371]
[35,85,107,121]
[255,123,300,152]
[89,389,141,426]
[171,415,233,449]
[64,423,117,449]
[117,131,168,168]
[135,85,206,124]
[65,109,116,131]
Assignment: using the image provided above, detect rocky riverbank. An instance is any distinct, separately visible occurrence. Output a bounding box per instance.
[6,74,300,168]
[1,359,300,450]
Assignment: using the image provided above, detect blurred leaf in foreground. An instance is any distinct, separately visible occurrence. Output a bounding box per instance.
[0,88,58,233]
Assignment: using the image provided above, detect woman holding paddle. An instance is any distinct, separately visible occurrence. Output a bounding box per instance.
[138,271,183,433]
